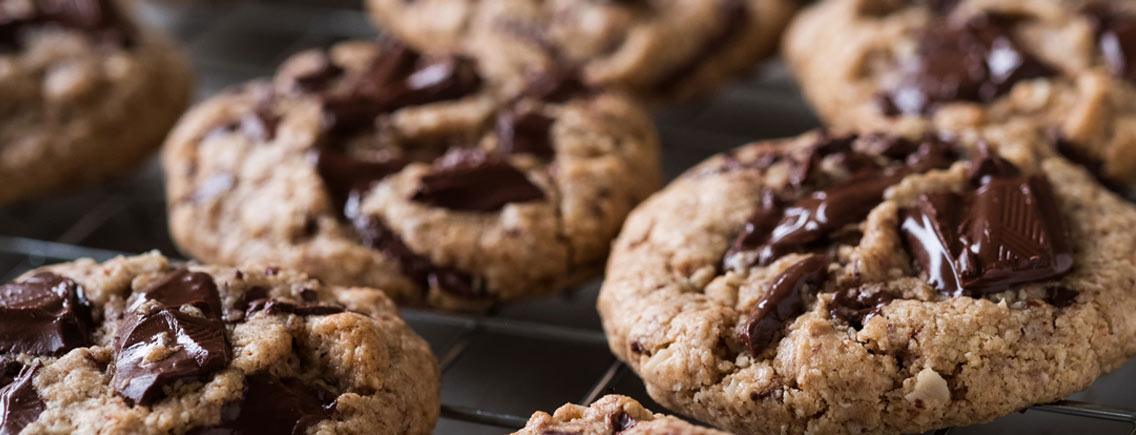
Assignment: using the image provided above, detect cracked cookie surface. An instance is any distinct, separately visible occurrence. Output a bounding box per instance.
[598,130,1136,434]
[784,0,1136,200]
[364,0,797,102]
[162,38,660,310]
[513,395,727,435]
[0,252,439,434]
[0,0,192,205]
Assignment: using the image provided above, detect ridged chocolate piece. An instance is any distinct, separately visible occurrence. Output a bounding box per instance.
[411,151,545,212]
[0,363,43,435]
[899,152,1074,296]
[739,255,828,357]
[880,13,1055,116]
[0,272,92,356]
[0,0,134,51]
[353,215,483,299]
[496,108,556,160]
[112,269,231,405]
[188,373,336,435]
[1084,4,1136,83]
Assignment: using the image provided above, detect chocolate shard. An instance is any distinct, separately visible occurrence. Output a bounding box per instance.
[243,299,345,318]
[0,272,93,356]
[0,363,44,435]
[187,373,336,435]
[652,0,748,92]
[1083,4,1136,83]
[353,215,485,299]
[311,148,410,216]
[900,153,1074,296]
[497,108,556,160]
[828,286,895,329]
[738,255,828,357]
[411,151,545,212]
[112,269,231,406]
[881,13,1056,116]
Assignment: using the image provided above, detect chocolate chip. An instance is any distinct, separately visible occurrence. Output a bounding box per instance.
[411,151,545,212]
[652,0,748,92]
[880,13,1055,116]
[1083,4,1136,83]
[244,299,345,318]
[828,286,895,329]
[311,148,410,216]
[0,272,92,356]
[187,373,335,435]
[739,255,828,357]
[497,108,556,159]
[0,363,43,435]
[353,215,485,299]
[112,269,231,406]
[609,410,636,432]
[899,153,1074,296]
[299,288,318,302]
[1045,285,1078,308]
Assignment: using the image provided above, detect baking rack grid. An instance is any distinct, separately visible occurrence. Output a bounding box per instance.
[1,0,1134,433]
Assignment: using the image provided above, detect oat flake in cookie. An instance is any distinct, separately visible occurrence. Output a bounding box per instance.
[513,395,727,435]
[364,0,797,101]
[0,252,439,434]
[598,130,1136,434]
[162,38,660,310]
[784,0,1136,201]
[0,0,192,205]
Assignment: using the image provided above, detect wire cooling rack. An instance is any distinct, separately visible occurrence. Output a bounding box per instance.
[1,1,1134,433]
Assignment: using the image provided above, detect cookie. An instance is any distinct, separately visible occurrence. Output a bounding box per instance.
[513,395,727,435]
[0,252,439,434]
[162,38,660,310]
[0,0,193,205]
[783,0,1136,200]
[364,0,798,101]
[598,130,1136,434]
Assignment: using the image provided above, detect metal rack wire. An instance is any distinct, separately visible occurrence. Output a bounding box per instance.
[1,0,1134,433]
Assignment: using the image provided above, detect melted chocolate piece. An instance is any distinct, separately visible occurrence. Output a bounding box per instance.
[899,152,1074,296]
[881,13,1056,116]
[496,108,555,159]
[311,148,409,216]
[353,215,484,299]
[722,189,784,270]
[0,0,133,51]
[522,70,589,103]
[652,0,748,92]
[113,269,231,405]
[739,255,828,357]
[609,410,636,432]
[829,287,895,329]
[1084,4,1136,83]
[188,373,335,435]
[0,272,92,356]
[411,152,545,212]
[0,363,43,435]
[244,299,345,317]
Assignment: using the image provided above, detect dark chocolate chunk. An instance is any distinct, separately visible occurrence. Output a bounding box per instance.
[1083,4,1136,83]
[293,54,345,92]
[899,153,1074,296]
[738,255,828,357]
[1045,285,1078,308]
[311,148,410,216]
[652,0,748,92]
[0,363,43,435]
[353,215,485,299]
[0,272,92,356]
[112,269,231,405]
[522,70,589,103]
[244,299,345,317]
[609,410,636,432]
[722,189,784,270]
[880,13,1056,116]
[411,152,545,212]
[828,286,895,329]
[187,373,336,435]
[496,108,556,159]
[0,0,133,51]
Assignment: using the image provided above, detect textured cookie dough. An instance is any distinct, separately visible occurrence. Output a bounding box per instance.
[598,130,1136,434]
[784,0,1136,199]
[365,0,797,101]
[513,395,728,435]
[162,38,660,310]
[0,0,193,205]
[0,252,439,434]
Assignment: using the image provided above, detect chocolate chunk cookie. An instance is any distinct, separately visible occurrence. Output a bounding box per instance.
[162,38,660,310]
[0,0,192,205]
[598,130,1136,434]
[513,395,727,435]
[784,0,1136,201]
[364,0,797,101]
[0,252,439,434]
